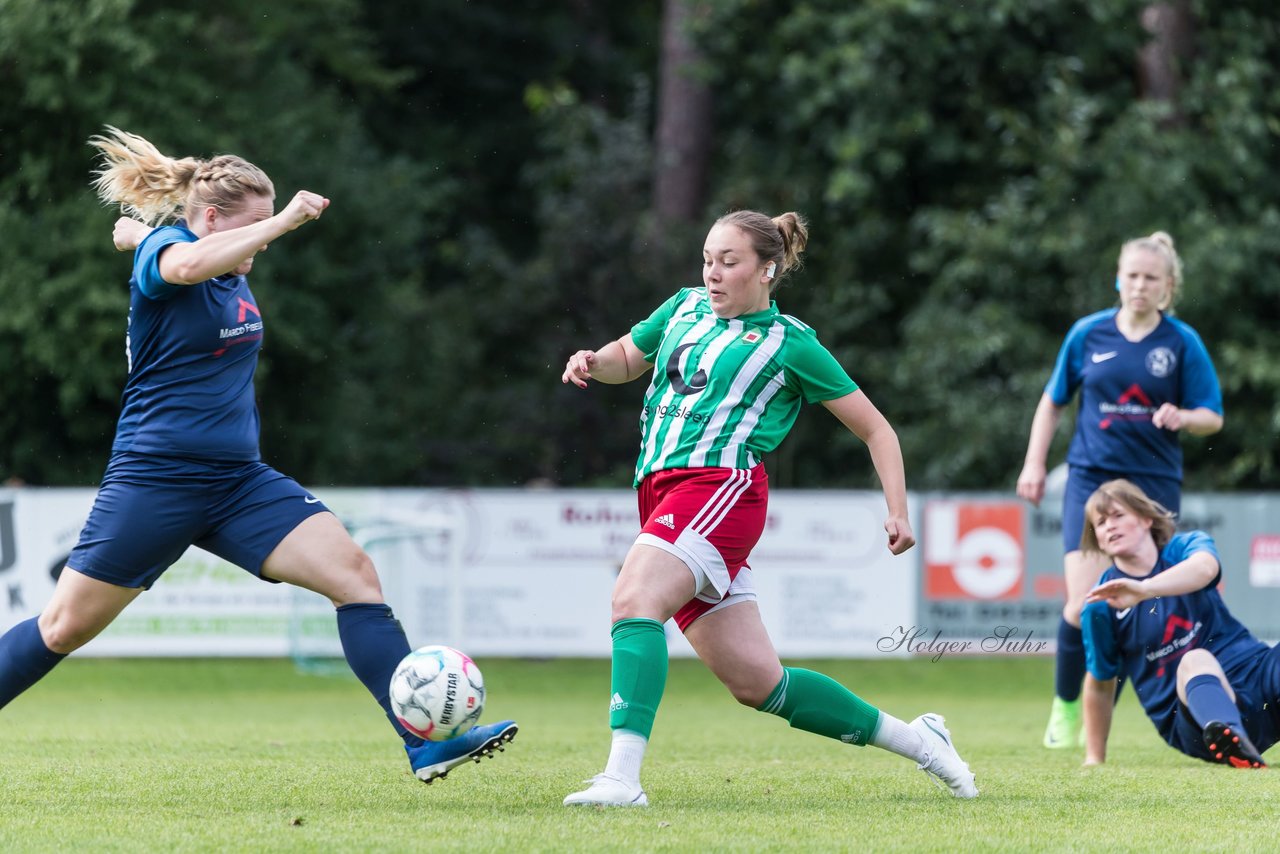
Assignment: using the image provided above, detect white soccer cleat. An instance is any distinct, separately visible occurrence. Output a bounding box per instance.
[563,772,649,807]
[909,713,978,798]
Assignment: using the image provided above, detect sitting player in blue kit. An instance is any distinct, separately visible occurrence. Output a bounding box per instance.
[1080,479,1275,768]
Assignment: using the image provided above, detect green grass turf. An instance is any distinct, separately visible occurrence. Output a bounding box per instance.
[0,656,1274,852]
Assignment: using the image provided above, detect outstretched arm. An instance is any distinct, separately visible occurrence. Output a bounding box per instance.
[562,334,652,388]
[1082,674,1117,765]
[821,390,914,555]
[159,190,329,284]
[1016,392,1064,508]
[1086,550,1219,609]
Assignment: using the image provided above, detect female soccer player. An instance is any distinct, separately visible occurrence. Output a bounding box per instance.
[1079,479,1273,768]
[0,127,515,783]
[559,210,977,806]
[1015,231,1223,750]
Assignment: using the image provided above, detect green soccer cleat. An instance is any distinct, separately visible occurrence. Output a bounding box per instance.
[1042,696,1082,749]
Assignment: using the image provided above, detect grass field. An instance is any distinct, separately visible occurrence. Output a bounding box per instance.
[0,656,1274,852]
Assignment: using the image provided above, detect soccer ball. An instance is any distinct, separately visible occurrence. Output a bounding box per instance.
[389,645,485,742]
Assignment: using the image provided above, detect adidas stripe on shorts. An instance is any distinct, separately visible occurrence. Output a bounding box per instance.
[635,464,767,630]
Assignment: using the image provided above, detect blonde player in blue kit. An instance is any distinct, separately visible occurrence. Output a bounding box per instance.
[0,127,515,783]
[560,210,977,806]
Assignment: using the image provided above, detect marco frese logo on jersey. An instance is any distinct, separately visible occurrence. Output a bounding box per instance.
[219,320,262,339]
[1146,614,1201,677]
[213,298,263,357]
[1098,384,1153,429]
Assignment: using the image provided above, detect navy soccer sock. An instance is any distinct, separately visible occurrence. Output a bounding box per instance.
[1054,619,1086,702]
[335,603,423,747]
[0,617,67,710]
[1183,673,1243,729]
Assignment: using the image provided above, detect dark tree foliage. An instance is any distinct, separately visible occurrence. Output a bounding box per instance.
[691,0,1280,490]
[1,0,1276,491]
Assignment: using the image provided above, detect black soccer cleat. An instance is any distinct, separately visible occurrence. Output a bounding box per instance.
[1203,721,1267,769]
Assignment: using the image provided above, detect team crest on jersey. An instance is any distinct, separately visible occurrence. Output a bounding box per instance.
[1145,347,1176,378]
[742,330,762,344]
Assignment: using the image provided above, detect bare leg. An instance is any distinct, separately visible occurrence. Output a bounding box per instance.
[683,601,782,707]
[611,543,699,623]
[1176,648,1235,705]
[1062,549,1110,628]
[260,512,382,604]
[40,567,143,653]
[0,567,141,709]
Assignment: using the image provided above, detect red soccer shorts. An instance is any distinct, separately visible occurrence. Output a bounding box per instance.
[635,464,768,630]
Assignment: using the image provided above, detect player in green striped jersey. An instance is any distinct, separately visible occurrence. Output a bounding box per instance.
[561,210,977,806]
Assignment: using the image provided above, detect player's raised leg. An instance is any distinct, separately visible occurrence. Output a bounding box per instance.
[687,600,978,798]
[263,511,516,782]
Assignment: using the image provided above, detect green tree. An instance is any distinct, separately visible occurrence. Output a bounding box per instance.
[0,0,440,485]
[691,0,1280,490]
[2,0,1276,492]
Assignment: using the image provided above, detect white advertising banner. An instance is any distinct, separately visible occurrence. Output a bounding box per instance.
[0,487,914,658]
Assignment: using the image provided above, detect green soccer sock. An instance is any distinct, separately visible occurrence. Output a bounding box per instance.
[757,667,882,746]
[608,618,668,739]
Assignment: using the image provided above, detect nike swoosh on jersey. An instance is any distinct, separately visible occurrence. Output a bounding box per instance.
[304,496,321,504]
[1115,607,1132,619]
[1091,351,1119,363]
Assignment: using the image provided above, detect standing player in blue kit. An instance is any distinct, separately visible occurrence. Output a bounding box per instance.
[0,127,516,783]
[1016,231,1223,749]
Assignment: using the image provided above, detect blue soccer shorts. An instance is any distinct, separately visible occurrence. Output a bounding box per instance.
[67,452,329,589]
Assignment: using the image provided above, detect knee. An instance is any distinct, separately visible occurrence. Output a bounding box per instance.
[331,548,384,606]
[722,666,782,709]
[1178,648,1218,682]
[37,611,96,654]
[610,582,657,623]
[729,680,772,709]
[1062,601,1083,627]
[610,588,639,623]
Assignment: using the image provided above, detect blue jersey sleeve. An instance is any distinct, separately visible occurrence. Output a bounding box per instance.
[1081,599,1122,681]
[132,225,197,300]
[1162,530,1222,589]
[1169,319,1223,415]
[1045,310,1112,405]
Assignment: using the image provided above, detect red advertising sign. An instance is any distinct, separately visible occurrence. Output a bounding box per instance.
[924,502,1024,600]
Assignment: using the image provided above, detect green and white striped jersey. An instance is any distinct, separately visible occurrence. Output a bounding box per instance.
[628,287,858,485]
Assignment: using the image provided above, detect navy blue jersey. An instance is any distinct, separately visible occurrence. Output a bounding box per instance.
[1083,532,1269,745]
[1046,309,1221,479]
[111,224,263,461]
